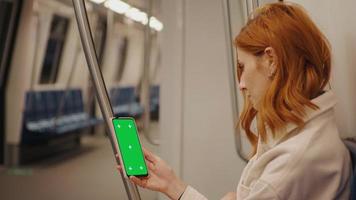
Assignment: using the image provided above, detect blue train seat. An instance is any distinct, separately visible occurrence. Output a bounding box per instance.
[110,86,143,117]
[22,89,102,144]
[344,138,356,200]
[109,86,159,119]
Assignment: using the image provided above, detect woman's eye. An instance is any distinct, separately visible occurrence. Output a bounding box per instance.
[237,63,244,73]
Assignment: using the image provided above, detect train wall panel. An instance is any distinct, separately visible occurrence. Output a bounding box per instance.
[160,0,247,199]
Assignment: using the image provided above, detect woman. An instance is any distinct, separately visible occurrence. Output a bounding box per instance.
[117,2,351,199]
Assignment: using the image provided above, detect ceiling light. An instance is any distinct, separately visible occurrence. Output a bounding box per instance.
[88,0,106,4]
[104,0,130,14]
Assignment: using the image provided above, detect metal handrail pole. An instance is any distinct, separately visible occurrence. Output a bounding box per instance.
[72,0,141,199]
[222,0,249,162]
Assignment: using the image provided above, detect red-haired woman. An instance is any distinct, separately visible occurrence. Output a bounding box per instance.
[117,2,351,199]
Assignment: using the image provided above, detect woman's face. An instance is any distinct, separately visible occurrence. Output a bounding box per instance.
[236,47,274,110]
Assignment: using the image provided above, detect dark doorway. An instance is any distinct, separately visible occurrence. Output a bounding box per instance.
[0,0,23,165]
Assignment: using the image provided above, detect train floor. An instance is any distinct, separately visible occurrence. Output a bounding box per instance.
[0,122,160,200]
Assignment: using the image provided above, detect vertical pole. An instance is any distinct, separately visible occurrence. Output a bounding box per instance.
[222,0,248,162]
[72,0,141,199]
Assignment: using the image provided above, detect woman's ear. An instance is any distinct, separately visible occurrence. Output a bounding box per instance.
[264,47,277,78]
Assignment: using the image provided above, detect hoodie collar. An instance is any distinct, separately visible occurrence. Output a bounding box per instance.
[284,90,337,134]
[256,90,337,157]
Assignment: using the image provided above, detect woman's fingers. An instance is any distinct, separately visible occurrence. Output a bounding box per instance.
[130,176,148,188]
[115,153,122,165]
[116,166,123,175]
[142,147,157,163]
[115,153,121,161]
[147,161,156,171]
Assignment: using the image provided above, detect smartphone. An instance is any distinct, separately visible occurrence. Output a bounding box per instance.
[112,117,148,178]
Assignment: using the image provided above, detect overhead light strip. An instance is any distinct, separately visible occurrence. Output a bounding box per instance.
[89,0,163,31]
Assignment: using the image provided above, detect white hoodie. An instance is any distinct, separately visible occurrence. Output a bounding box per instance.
[180,91,351,200]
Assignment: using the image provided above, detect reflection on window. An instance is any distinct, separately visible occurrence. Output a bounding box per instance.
[39,15,69,84]
[116,37,128,82]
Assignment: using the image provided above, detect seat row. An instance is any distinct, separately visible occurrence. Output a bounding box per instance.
[21,89,102,144]
[109,85,159,120]
[21,86,160,144]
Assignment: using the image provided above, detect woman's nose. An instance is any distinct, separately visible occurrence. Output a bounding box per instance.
[239,80,246,91]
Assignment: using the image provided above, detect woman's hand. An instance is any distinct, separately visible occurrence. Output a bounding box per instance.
[116,148,187,200]
[220,192,236,200]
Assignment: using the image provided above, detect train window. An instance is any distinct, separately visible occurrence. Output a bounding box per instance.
[115,37,129,82]
[93,16,107,65]
[39,14,69,84]
[0,1,13,69]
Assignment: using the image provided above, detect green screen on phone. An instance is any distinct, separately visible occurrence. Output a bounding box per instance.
[112,118,148,177]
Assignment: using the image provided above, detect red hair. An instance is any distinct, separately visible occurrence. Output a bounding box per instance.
[235,2,331,156]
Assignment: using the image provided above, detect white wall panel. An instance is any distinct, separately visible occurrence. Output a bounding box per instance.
[119,26,144,87]
[182,1,245,198]
[160,0,247,199]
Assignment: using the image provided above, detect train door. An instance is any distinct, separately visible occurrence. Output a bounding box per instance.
[0,0,23,165]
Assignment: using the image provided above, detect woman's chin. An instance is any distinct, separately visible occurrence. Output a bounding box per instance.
[250,100,259,111]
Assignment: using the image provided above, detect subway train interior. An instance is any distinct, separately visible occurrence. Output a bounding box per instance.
[0,0,356,199]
